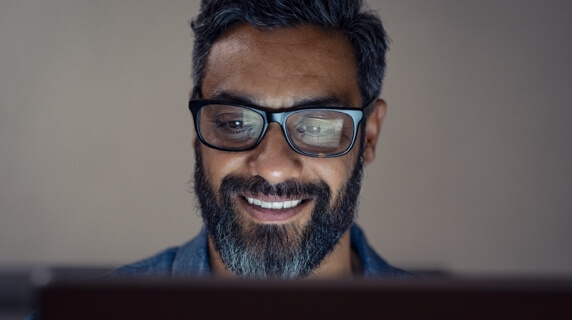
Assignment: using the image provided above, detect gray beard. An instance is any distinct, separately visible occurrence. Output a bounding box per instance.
[193,138,365,279]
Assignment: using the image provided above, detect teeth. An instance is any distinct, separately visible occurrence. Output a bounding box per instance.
[245,197,302,209]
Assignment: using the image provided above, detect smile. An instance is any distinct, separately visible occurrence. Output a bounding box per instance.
[245,197,303,210]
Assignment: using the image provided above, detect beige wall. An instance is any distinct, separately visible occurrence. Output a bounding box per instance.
[1,0,571,275]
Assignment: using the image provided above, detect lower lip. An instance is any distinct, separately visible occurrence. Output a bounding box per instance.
[238,197,310,223]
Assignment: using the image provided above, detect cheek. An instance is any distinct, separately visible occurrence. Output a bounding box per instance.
[200,145,250,185]
[309,151,358,199]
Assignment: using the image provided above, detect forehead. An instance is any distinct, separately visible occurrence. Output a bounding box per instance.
[202,23,361,108]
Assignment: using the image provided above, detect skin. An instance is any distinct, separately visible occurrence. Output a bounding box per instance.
[197,23,387,278]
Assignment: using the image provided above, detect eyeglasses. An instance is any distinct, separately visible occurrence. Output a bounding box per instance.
[188,93,374,158]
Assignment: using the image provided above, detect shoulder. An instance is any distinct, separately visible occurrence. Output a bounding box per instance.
[110,228,211,277]
[350,224,414,279]
[110,246,179,277]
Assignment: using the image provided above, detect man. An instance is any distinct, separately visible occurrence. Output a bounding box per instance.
[115,0,409,279]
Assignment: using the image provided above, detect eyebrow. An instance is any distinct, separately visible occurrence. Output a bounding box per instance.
[207,90,352,110]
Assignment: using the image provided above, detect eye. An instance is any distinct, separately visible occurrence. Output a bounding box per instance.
[301,124,321,134]
[218,119,245,129]
[294,118,340,136]
[211,111,263,141]
[214,112,250,129]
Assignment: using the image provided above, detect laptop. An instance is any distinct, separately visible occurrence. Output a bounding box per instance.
[36,274,572,319]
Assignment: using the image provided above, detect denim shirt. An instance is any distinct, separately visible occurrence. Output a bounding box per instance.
[112,224,410,278]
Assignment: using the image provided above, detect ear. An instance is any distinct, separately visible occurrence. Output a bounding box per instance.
[190,88,199,147]
[363,99,387,166]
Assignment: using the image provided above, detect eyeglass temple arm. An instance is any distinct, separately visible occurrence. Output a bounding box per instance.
[363,98,377,118]
[191,86,202,99]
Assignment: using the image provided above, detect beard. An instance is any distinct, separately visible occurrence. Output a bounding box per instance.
[193,133,365,279]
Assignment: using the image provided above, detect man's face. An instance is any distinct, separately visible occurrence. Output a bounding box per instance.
[195,23,367,278]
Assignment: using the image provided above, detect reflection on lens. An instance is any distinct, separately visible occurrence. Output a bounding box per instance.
[287,111,353,154]
[199,105,264,149]
[293,117,344,148]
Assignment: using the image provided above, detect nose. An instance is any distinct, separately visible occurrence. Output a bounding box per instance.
[247,123,303,184]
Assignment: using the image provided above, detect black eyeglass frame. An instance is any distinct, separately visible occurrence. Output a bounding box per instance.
[188,94,376,158]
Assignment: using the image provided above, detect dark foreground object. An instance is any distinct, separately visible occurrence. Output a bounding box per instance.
[37,276,572,320]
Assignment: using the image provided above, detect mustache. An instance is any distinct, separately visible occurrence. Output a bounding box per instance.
[220,175,330,200]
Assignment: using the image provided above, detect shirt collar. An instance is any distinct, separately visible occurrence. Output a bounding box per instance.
[172,227,212,277]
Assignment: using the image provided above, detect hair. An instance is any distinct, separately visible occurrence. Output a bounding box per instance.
[190,0,389,104]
